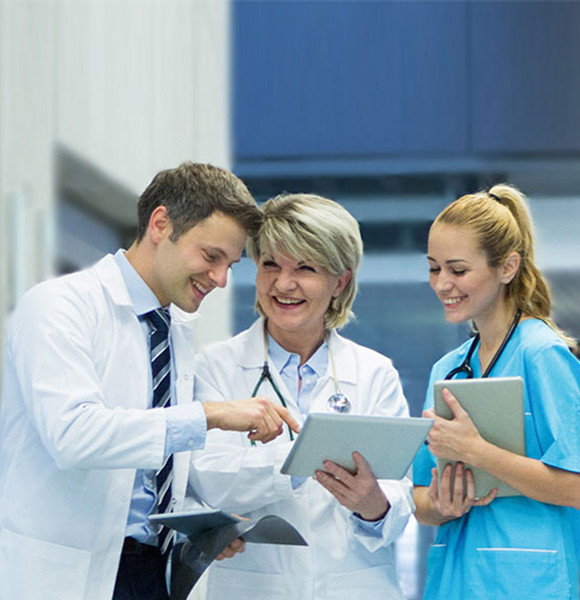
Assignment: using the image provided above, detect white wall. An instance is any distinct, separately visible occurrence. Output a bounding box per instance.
[55,0,231,194]
[0,0,57,355]
[0,0,234,366]
[529,196,580,272]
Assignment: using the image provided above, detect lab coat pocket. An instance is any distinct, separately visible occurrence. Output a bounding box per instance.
[207,567,285,599]
[0,528,91,600]
[326,564,403,599]
[472,547,566,600]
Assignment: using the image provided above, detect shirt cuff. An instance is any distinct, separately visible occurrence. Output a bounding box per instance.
[351,479,414,552]
[291,475,308,489]
[164,402,207,455]
[352,513,386,537]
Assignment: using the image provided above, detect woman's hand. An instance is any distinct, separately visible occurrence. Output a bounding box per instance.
[417,386,580,516]
[314,451,389,521]
[423,388,485,464]
[426,464,497,523]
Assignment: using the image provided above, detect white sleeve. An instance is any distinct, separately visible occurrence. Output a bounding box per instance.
[189,434,296,513]
[7,282,167,471]
[189,352,297,514]
[350,357,415,551]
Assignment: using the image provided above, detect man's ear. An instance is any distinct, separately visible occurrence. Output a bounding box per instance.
[501,251,521,284]
[148,206,172,244]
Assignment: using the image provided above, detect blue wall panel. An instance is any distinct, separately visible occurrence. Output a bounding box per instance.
[234,1,469,160]
[471,2,580,153]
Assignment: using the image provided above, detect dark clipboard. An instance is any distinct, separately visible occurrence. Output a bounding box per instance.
[150,508,307,600]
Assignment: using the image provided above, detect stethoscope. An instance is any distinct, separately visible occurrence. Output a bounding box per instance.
[251,322,352,440]
[444,310,522,380]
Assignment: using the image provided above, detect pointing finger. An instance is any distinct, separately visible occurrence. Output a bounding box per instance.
[274,405,301,434]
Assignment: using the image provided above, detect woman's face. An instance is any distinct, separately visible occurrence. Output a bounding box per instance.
[427,223,510,326]
[256,251,349,341]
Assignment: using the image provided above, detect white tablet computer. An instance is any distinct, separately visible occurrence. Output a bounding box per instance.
[433,376,525,498]
[280,413,432,479]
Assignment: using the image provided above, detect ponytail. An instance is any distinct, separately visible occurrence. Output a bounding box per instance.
[435,183,576,349]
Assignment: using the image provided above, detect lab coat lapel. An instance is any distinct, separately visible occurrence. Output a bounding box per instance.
[238,319,301,417]
[326,330,358,385]
[306,331,357,413]
[93,254,133,307]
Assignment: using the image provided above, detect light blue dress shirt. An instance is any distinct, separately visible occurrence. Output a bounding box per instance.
[267,333,326,417]
[114,250,206,543]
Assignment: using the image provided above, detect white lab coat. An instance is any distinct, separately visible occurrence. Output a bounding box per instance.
[0,254,199,600]
[190,318,413,600]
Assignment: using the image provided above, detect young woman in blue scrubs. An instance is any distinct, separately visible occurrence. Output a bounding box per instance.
[413,184,580,600]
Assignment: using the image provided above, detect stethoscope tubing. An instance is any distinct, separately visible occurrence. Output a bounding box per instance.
[444,310,522,380]
[251,321,352,439]
[252,361,295,441]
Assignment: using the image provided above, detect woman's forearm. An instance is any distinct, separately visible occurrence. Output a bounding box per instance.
[465,439,580,509]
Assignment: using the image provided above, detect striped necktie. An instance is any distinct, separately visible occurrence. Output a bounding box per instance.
[143,308,175,554]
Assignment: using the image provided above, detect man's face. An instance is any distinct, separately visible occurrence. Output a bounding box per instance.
[150,211,246,312]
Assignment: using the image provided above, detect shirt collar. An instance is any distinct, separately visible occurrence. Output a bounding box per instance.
[113,249,161,317]
[268,332,328,377]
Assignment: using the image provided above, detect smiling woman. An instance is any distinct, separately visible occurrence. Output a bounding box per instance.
[189,193,414,600]
[427,220,519,328]
[413,183,580,600]
[254,253,350,362]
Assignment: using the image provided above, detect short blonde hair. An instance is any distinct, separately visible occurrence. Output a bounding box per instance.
[247,193,363,330]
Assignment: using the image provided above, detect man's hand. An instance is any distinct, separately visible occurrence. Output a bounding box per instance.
[215,538,246,561]
[203,397,301,443]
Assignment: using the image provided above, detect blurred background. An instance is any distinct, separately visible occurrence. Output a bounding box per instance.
[2,1,580,598]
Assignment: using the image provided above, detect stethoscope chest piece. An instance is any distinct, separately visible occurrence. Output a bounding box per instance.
[327,393,351,414]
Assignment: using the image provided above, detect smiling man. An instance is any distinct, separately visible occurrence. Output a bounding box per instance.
[0,163,299,600]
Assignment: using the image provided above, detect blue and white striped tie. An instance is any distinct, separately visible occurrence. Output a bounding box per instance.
[143,308,175,554]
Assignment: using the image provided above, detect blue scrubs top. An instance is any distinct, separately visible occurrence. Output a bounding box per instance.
[414,319,580,600]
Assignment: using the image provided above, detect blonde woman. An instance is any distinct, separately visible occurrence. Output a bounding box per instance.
[189,194,413,600]
[414,184,580,599]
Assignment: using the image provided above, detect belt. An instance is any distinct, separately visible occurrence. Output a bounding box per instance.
[122,537,160,556]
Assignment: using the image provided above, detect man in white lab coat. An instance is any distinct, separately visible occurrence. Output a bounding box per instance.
[0,163,299,600]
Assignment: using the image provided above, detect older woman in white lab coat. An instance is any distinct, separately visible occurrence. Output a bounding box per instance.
[189,194,413,600]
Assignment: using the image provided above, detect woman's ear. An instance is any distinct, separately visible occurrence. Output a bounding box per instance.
[501,252,521,284]
[333,269,352,298]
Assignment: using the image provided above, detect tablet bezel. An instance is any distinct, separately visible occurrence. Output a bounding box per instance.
[280,413,432,479]
[433,376,525,498]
